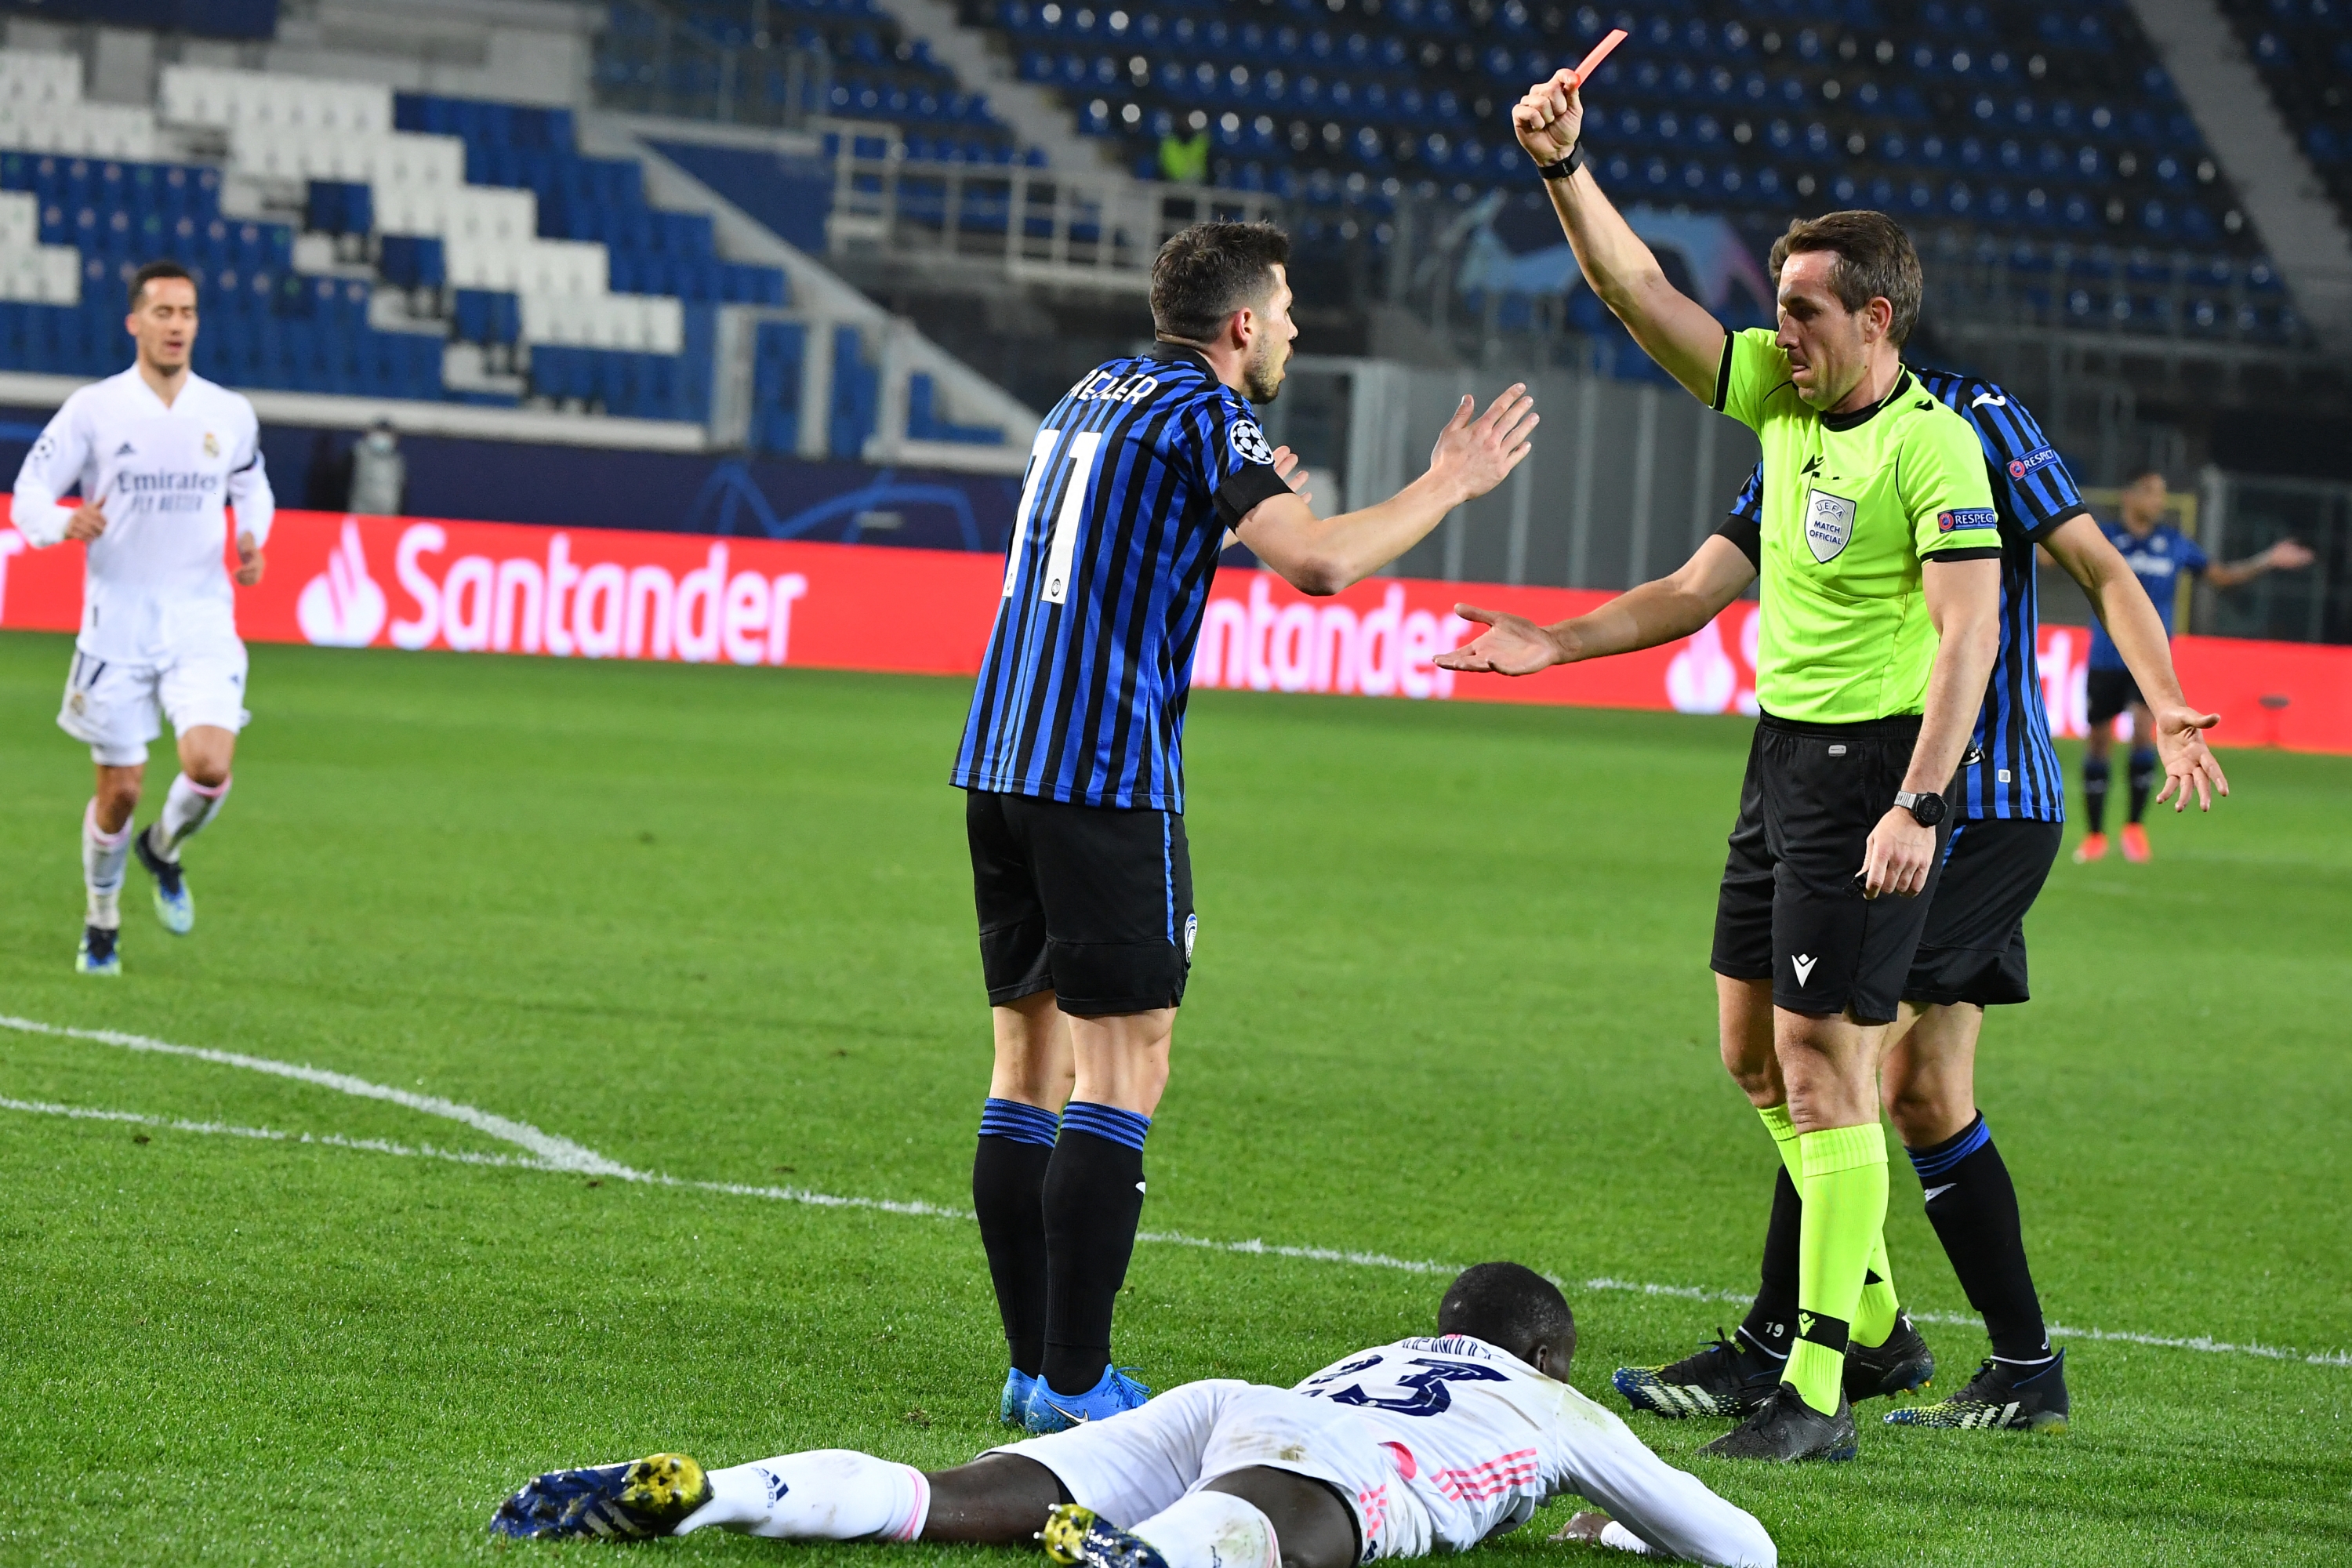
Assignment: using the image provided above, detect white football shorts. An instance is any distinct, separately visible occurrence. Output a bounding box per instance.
[990,1381,1432,1561]
[58,641,251,765]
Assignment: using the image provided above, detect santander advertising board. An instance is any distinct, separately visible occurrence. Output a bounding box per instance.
[1,505,2345,751]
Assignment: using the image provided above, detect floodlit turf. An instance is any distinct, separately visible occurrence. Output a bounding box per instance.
[1,628,2347,1567]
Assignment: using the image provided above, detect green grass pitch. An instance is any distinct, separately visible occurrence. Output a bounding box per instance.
[0,628,2347,1566]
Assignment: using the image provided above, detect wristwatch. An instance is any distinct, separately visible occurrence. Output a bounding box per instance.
[1537,142,1586,180]
[1894,789,1947,828]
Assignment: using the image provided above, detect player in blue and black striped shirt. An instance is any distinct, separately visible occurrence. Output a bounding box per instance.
[1442,368,2230,1435]
[961,222,1537,1435]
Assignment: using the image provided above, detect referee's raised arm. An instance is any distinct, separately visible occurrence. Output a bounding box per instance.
[1512,71,1726,401]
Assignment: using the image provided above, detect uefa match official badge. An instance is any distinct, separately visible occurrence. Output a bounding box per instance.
[1803,487,1857,563]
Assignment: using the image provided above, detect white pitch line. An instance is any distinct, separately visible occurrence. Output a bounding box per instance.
[5,1017,2346,1371]
[0,1014,641,1178]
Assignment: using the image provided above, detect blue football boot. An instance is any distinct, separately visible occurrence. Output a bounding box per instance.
[1001,1368,1040,1426]
[132,826,194,935]
[488,1453,712,1539]
[1025,1366,1152,1434]
[75,924,122,976]
[1041,1503,1170,1568]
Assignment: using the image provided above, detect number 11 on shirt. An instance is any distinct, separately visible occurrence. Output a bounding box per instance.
[1004,428,1105,605]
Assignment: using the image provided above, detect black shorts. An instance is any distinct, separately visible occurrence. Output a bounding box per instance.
[2085,667,2142,727]
[1711,713,1957,1026]
[1903,818,2063,1008]
[967,789,1193,1016]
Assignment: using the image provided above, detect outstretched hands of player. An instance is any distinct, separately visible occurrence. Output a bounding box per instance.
[64,498,107,541]
[1426,385,1537,505]
[1272,444,1315,514]
[2148,701,2227,811]
[1436,604,1562,675]
[1513,71,1585,165]
[235,530,265,587]
[2263,538,2316,572]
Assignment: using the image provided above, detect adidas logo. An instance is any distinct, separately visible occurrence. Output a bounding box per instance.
[1791,954,1818,985]
[114,441,134,456]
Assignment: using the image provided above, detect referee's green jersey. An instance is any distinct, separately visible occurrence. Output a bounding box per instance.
[1711,328,2000,724]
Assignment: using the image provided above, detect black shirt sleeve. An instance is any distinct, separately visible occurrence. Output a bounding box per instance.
[1715,512,1762,567]
[1214,462,1298,530]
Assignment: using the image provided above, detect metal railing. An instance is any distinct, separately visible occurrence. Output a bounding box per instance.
[820,126,1281,291]
[2195,469,2352,646]
[597,0,832,130]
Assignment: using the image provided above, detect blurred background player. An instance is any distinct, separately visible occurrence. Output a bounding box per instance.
[956,222,1536,1434]
[9,259,274,975]
[1511,59,2005,1463]
[490,1263,1777,1568]
[2075,470,2311,863]
[1445,369,2228,1437]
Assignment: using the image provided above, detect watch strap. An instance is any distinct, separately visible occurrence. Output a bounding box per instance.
[1537,142,1586,181]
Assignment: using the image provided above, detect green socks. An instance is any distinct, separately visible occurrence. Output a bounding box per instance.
[1759,1103,1902,1350]
[1786,1121,1889,1416]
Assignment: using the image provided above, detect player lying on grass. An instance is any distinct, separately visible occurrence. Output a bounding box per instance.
[1508,66,2003,1462]
[490,1263,1775,1566]
[1442,372,2228,1436]
[10,260,273,975]
[955,221,1537,1436]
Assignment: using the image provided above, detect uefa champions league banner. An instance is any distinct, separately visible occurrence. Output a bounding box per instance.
[2,505,2347,752]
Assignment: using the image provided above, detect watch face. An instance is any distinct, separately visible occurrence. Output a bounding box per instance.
[1911,793,1946,826]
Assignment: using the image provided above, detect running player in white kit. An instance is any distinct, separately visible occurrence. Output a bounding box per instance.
[490,1264,1776,1566]
[10,260,274,974]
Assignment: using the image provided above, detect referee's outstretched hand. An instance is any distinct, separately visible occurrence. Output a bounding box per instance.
[1427,384,1539,504]
[2150,700,2228,811]
[1513,71,1585,165]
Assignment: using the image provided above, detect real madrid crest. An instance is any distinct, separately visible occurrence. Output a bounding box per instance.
[203,431,220,457]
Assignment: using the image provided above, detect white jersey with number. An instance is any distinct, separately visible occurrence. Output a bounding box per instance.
[1294,1335,1776,1566]
[10,366,274,663]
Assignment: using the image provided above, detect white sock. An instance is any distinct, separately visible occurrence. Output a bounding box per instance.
[154,772,230,861]
[1132,1492,1281,1568]
[675,1450,930,1541]
[83,800,131,928]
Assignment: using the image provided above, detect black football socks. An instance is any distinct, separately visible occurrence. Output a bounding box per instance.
[974,1098,1059,1376]
[1040,1102,1150,1397]
[1909,1112,2054,1365]
[2081,754,2111,834]
[2126,746,2158,825]
[1737,1166,1799,1363]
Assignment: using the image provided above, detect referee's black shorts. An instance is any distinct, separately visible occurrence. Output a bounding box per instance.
[966,789,1193,1016]
[1902,817,2063,1008]
[1711,713,1957,1026]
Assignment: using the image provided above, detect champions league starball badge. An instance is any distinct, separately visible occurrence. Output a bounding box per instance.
[1230,420,1276,466]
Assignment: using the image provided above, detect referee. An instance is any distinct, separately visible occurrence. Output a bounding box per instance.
[1444,376,2231,1439]
[1510,71,2005,1461]
[956,221,1537,1435]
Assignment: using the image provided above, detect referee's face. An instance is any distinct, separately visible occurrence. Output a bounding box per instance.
[1774,251,1871,412]
[1240,265,1298,404]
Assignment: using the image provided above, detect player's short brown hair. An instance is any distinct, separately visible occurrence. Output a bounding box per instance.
[129,259,196,309]
[1768,211,1922,346]
[1150,221,1290,343]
